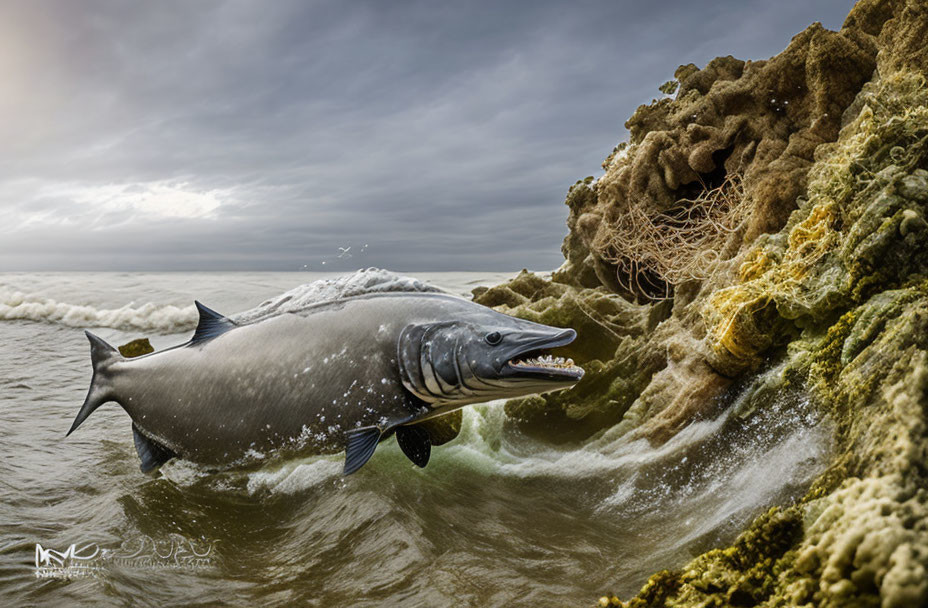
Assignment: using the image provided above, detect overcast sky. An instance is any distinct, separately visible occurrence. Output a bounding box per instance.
[0,0,856,271]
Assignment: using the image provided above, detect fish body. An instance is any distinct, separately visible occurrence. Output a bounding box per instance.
[69,292,584,474]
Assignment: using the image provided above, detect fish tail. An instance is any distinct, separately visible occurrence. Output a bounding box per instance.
[67,331,123,436]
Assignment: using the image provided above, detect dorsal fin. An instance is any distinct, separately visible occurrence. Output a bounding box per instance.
[190,301,237,345]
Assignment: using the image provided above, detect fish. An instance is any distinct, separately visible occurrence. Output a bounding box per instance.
[67,292,584,475]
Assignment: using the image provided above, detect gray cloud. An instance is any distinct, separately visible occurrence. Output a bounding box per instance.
[0,0,857,271]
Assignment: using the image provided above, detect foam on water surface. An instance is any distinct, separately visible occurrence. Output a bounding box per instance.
[234,267,445,323]
[0,287,199,333]
[0,268,448,334]
[0,270,831,605]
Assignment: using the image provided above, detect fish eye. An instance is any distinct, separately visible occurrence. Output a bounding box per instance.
[485,331,502,345]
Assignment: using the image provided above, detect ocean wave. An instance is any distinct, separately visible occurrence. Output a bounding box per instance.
[167,385,823,500]
[233,267,444,323]
[0,268,443,332]
[0,288,198,333]
[244,459,344,495]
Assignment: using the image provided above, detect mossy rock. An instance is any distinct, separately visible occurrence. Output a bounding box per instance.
[474,272,668,440]
[118,338,154,358]
[703,71,928,376]
[616,64,928,608]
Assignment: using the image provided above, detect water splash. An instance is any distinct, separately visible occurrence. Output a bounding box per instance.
[234,268,443,323]
[0,268,443,333]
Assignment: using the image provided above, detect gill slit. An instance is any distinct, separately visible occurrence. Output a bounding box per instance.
[452,338,475,396]
[418,330,443,401]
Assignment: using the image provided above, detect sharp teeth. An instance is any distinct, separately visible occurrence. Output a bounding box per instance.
[510,355,580,371]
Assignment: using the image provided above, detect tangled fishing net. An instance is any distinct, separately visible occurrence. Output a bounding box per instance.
[595,172,748,301]
[704,70,928,374]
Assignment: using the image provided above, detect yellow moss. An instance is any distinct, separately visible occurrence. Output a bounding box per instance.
[783,200,840,270]
[619,66,928,608]
[705,287,772,368]
[704,198,839,373]
[738,248,776,282]
[702,70,928,375]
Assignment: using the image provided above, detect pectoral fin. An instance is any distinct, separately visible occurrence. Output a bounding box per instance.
[396,425,431,468]
[132,424,176,474]
[344,426,382,475]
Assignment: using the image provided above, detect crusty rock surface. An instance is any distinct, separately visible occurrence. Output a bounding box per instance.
[477,1,928,605]
[566,9,880,302]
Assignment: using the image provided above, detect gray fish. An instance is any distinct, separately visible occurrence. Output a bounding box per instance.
[68,292,584,475]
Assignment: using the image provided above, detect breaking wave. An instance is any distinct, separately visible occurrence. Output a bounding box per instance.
[0,288,199,333]
[168,367,826,521]
[233,268,443,323]
[0,268,443,333]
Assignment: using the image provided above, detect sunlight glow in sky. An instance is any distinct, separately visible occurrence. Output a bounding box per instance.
[0,0,857,271]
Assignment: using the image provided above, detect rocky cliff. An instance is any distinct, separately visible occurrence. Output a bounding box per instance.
[475,1,928,605]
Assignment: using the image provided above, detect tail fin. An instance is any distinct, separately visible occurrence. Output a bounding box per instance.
[67,331,122,436]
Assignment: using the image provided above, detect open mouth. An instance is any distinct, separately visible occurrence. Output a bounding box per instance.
[509,353,584,377]
[505,329,584,380]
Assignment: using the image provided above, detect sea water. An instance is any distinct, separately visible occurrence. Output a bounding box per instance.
[0,271,828,606]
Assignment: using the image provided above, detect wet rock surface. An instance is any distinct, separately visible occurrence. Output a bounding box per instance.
[562,9,879,303]
[477,1,928,605]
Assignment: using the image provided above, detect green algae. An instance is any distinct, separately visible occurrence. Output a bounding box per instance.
[610,69,928,605]
[117,337,154,358]
[703,71,928,377]
[467,3,928,605]
[474,270,667,439]
[613,283,928,606]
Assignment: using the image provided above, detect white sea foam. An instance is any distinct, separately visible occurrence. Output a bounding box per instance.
[0,288,198,333]
[230,390,825,511]
[245,458,343,495]
[233,267,444,323]
[4,267,827,535]
[0,268,442,333]
[435,403,736,481]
